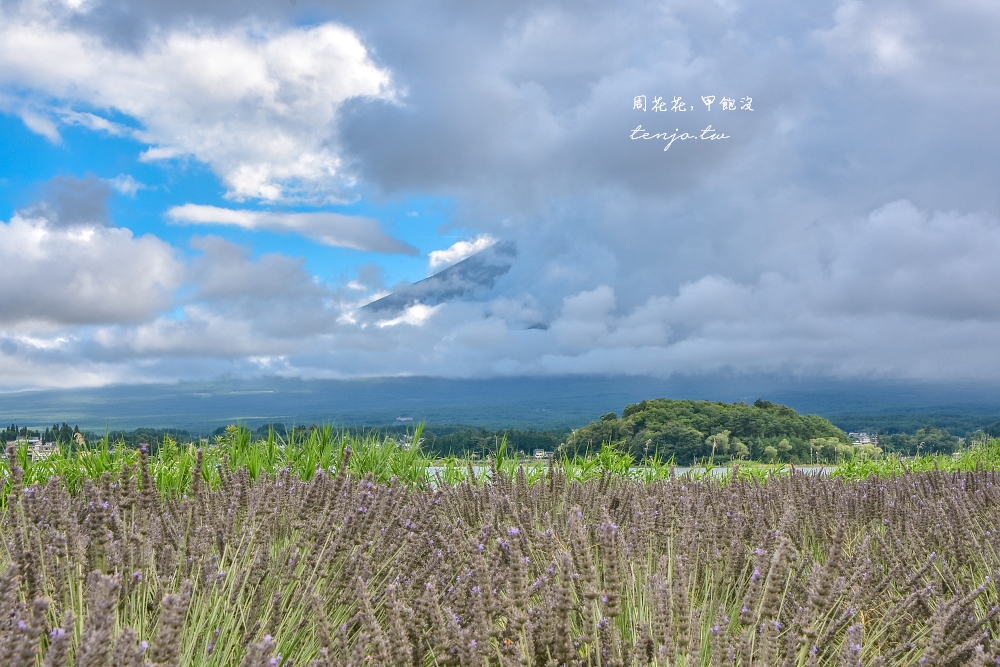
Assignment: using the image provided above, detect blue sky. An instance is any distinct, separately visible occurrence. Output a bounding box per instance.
[1,0,999,390]
[0,111,458,288]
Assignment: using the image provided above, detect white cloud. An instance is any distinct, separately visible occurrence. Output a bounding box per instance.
[550,285,616,346]
[108,174,146,197]
[18,108,61,143]
[0,213,182,325]
[167,204,418,255]
[0,11,395,201]
[58,109,143,138]
[376,304,442,328]
[428,235,497,271]
[820,200,1000,318]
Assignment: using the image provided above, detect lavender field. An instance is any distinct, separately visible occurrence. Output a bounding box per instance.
[1,435,1000,667]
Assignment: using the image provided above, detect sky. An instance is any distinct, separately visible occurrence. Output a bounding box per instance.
[0,0,999,391]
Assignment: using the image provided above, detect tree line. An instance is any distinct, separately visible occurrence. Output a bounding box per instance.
[2,423,88,446]
[0,411,982,464]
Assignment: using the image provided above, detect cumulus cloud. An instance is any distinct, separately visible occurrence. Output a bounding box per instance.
[820,200,1000,319]
[549,285,616,347]
[108,174,146,197]
[166,204,418,255]
[376,304,442,328]
[30,173,112,226]
[0,212,181,326]
[89,235,344,359]
[0,7,395,201]
[491,199,1000,378]
[428,235,497,271]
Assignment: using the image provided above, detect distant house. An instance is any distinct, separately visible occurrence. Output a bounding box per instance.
[5,438,59,461]
[848,432,877,446]
[398,434,423,451]
[7,437,41,447]
[533,449,553,460]
[30,442,59,460]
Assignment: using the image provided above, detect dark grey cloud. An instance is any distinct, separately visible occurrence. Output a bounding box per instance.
[187,236,340,339]
[30,173,112,226]
[335,2,963,320]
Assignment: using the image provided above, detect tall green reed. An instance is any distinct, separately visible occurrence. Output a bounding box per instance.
[7,425,1000,503]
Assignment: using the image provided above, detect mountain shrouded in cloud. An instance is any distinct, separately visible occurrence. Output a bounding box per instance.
[1,0,999,390]
[362,241,516,316]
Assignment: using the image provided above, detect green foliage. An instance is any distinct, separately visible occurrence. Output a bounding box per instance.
[9,413,1000,499]
[420,426,566,457]
[222,423,569,459]
[566,397,848,464]
[0,424,435,503]
[829,412,1000,438]
[1,423,40,442]
[108,426,196,451]
[876,425,960,455]
[830,438,1000,480]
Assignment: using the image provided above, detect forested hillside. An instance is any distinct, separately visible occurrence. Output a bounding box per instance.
[565,398,849,464]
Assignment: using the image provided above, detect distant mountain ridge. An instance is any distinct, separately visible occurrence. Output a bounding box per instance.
[4,375,1000,435]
